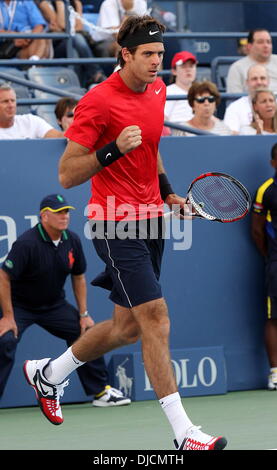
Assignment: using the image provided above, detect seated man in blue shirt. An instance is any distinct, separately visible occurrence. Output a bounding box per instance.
[0,0,51,59]
[0,194,131,413]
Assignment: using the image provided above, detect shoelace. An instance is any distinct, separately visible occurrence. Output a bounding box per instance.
[184,426,213,450]
[53,380,69,408]
[109,387,123,397]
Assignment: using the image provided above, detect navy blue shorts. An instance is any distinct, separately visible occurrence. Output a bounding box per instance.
[91,218,165,308]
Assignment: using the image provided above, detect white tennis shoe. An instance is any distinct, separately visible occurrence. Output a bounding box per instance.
[23,358,69,425]
[92,385,131,407]
[174,425,227,450]
[268,372,277,390]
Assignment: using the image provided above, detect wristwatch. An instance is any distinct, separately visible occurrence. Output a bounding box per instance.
[80,311,89,318]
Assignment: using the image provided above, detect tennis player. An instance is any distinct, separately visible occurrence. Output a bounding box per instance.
[252,143,277,391]
[23,15,227,451]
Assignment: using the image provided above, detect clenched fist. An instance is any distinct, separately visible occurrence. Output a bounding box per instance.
[116,125,142,154]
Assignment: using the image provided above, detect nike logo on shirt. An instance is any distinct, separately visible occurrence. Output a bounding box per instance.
[155,88,162,95]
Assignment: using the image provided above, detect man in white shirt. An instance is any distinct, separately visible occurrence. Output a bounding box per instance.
[91,0,148,56]
[164,51,197,124]
[0,85,64,139]
[224,64,270,134]
[226,29,277,93]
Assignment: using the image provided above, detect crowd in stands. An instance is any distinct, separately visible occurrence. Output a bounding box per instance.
[0,1,277,138]
[172,80,233,137]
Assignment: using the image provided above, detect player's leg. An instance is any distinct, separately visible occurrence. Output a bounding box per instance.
[129,297,226,450]
[23,303,140,424]
[265,297,277,389]
[131,297,176,397]
[36,302,130,405]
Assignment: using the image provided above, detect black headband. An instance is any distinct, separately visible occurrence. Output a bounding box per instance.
[119,24,164,49]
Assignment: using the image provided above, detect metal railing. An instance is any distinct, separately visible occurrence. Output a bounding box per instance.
[0,0,262,136]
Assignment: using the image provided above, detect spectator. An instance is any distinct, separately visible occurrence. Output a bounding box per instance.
[35,0,106,87]
[237,37,248,56]
[227,29,277,93]
[251,143,277,390]
[173,80,232,136]
[164,51,197,124]
[0,193,130,407]
[224,64,270,134]
[89,0,148,58]
[240,88,277,135]
[55,96,78,131]
[0,0,51,60]
[0,84,64,139]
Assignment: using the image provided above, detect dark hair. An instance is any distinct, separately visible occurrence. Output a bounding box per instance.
[271,143,277,161]
[187,80,221,108]
[117,15,166,68]
[247,29,271,44]
[54,97,78,121]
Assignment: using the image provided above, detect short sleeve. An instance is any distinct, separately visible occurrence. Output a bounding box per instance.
[65,90,109,150]
[26,1,47,28]
[1,240,31,280]
[252,188,269,216]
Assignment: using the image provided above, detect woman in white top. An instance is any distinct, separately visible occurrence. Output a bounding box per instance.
[240,88,277,135]
[173,80,232,136]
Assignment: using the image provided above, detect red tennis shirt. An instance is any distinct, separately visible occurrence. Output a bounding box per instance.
[65,71,165,221]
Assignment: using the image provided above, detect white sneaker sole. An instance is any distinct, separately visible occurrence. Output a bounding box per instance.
[92,398,131,407]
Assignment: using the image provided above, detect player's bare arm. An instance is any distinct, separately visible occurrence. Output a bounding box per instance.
[59,125,142,189]
[59,140,101,188]
[251,212,267,257]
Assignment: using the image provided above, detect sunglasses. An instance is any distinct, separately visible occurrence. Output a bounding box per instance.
[194,96,216,104]
[66,111,74,118]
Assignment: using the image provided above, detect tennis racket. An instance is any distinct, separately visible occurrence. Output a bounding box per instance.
[164,172,251,223]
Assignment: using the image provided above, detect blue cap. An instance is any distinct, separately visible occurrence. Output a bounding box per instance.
[40,194,75,213]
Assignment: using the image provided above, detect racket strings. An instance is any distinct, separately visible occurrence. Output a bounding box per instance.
[190,176,250,220]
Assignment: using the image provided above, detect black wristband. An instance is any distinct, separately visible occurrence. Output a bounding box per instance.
[96,141,124,167]
[159,173,174,201]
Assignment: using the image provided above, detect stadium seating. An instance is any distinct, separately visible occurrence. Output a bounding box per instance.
[35,105,60,130]
[211,56,240,92]
[26,66,83,97]
[196,66,212,82]
[26,67,85,125]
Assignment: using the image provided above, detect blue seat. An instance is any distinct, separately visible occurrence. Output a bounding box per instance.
[0,66,27,84]
[196,67,212,82]
[33,86,86,129]
[14,87,32,115]
[34,105,60,130]
[26,67,82,99]
[211,56,240,91]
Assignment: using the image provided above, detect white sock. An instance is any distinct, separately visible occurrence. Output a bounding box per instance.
[44,347,85,384]
[159,392,194,446]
